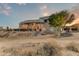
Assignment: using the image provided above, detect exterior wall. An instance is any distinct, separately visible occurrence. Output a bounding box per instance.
[64,24,79,31]
[19,24,28,30]
[19,22,47,31]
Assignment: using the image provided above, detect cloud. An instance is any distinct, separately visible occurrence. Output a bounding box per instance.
[40,5,47,10]
[0,3,27,16]
[39,4,57,16]
[40,4,49,16]
[70,4,79,18]
[2,9,11,16]
[0,3,12,16]
[16,3,27,6]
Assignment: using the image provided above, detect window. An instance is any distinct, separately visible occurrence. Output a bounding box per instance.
[44,19,48,23]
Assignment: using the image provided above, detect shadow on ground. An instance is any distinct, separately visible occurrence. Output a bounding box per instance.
[61,32,73,37]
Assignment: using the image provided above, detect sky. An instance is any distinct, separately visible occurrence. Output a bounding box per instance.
[0,3,78,28]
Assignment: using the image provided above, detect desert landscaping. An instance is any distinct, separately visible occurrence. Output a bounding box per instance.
[0,31,79,56]
[0,3,79,56]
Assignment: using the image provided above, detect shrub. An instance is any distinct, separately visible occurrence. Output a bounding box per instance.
[66,42,79,53]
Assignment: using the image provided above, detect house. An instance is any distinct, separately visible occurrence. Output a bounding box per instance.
[65,18,79,31]
[19,16,49,31]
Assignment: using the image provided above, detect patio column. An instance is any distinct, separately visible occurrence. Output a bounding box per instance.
[69,27,72,32]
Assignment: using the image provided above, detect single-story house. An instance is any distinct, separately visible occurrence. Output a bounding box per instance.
[19,17,49,31]
[65,18,79,31]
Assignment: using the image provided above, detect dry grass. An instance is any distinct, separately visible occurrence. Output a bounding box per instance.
[66,42,79,53]
[0,31,79,56]
[0,38,62,56]
[0,38,79,56]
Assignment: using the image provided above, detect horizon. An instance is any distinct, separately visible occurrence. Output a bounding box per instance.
[0,3,78,28]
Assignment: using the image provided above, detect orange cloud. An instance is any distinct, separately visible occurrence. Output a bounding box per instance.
[40,4,49,16]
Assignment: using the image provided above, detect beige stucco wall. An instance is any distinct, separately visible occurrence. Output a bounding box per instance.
[19,23,47,31]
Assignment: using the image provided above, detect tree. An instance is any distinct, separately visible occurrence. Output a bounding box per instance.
[6,26,9,31]
[48,10,69,37]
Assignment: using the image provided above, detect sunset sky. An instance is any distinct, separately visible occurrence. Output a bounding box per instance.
[0,3,78,28]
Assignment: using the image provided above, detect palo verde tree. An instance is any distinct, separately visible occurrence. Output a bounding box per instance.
[48,10,70,37]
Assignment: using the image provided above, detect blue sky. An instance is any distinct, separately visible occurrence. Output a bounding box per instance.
[0,3,77,28]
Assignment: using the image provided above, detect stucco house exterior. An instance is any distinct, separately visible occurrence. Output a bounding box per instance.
[19,16,49,31]
[65,18,79,31]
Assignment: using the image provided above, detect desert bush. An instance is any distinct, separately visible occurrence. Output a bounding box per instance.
[36,43,60,56]
[1,42,61,56]
[0,31,35,39]
[2,47,33,56]
[66,42,79,53]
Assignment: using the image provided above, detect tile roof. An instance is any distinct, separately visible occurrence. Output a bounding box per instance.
[19,19,45,24]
